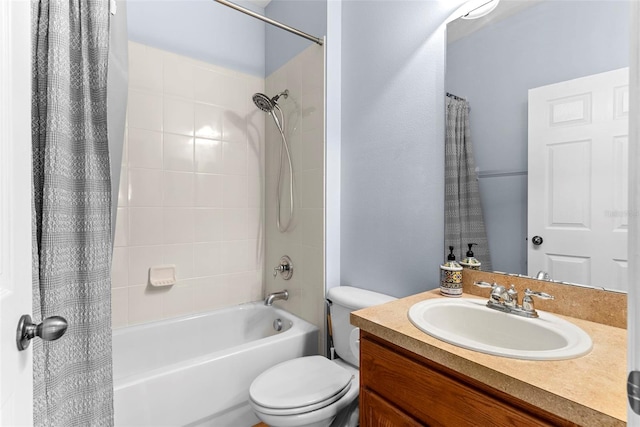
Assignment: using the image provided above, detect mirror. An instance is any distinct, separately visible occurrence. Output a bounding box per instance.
[445,0,630,291]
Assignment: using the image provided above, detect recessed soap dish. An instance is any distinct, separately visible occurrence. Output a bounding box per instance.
[149,265,177,287]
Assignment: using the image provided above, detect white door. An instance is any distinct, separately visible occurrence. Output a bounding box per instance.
[628,2,640,423]
[528,68,629,290]
[0,1,34,426]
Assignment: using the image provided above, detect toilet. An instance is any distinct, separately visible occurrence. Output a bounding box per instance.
[249,286,396,427]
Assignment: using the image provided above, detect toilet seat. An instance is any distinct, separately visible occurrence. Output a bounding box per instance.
[252,382,352,416]
[250,356,353,416]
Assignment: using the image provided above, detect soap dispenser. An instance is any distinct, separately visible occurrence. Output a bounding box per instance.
[460,243,482,271]
[440,246,463,297]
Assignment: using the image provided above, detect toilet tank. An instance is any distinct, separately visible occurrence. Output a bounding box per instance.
[326,286,396,367]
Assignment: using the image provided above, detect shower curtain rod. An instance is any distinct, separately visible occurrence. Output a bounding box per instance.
[214,0,324,46]
[446,92,467,101]
[477,169,527,179]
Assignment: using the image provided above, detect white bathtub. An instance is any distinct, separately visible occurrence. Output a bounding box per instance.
[113,302,319,426]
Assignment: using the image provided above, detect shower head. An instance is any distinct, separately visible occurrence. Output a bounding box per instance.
[252,90,289,113]
[252,93,274,112]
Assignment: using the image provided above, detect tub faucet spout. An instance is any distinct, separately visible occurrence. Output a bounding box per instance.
[265,290,289,306]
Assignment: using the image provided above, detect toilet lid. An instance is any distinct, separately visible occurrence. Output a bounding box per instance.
[250,356,353,411]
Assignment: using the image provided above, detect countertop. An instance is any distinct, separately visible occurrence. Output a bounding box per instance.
[351,289,626,426]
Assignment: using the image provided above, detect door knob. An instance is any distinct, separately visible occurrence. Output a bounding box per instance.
[532,236,544,246]
[16,314,68,351]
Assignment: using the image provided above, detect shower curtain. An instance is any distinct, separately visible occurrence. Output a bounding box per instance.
[444,97,492,270]
[31,1,114,425]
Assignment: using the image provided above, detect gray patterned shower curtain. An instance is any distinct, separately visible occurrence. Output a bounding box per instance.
[31,1,114,425]
[444,97,492,270]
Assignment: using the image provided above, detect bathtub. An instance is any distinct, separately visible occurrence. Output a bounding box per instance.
[113,302,319,426]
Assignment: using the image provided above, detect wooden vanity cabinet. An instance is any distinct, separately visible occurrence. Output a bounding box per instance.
[359,331,577,427]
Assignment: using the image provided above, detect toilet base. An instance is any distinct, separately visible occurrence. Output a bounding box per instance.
[254,413,336,427]
[329,398,358,427]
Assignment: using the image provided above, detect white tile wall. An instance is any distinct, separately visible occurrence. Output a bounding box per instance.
[111,42,265,328]
[264,44,326,353]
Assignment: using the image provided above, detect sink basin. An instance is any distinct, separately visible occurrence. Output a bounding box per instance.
[408,298,592,360]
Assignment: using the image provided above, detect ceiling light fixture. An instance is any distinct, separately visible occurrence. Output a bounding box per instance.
[461,0,500,20]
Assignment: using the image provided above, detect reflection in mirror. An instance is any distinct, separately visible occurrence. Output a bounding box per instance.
[445,0,630,291]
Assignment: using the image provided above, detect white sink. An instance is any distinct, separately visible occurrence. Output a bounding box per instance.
[408,298,592,360]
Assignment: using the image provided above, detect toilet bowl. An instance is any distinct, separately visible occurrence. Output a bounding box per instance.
[249,286,395,427]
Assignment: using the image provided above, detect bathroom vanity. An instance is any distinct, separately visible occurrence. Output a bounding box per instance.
[351,276,626,426]
[360,332,570,426]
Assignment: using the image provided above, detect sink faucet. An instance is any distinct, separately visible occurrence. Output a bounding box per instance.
[265,290,289,306]
[474,282,554,318]
[536,270,550,281]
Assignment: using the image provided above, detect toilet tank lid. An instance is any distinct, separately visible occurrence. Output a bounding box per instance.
[327,286,396,310]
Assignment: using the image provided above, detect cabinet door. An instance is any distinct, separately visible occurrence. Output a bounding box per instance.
[360,333,568,426]
[361,388,423,427]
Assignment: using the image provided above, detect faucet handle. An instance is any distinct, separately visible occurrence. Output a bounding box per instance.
[524,288,554,300]
[474,282,505,304]
[273,255,293,280]
[273,265,285,278]
[473,281,495,289]
[522,288,554,314]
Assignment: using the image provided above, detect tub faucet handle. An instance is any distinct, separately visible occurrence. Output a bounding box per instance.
[273,255,293,280]
[273,265,287,277]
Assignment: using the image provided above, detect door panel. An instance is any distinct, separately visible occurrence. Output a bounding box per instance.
[528,67,629,291]
[0,1,33,425]
[547,139,591,228]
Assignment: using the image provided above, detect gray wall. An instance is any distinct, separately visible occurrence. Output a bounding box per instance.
[446,1,629,275]
[127,0,265,77]
[126,0,328,79]
[265,0,327,77]
[340,1,463,298]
